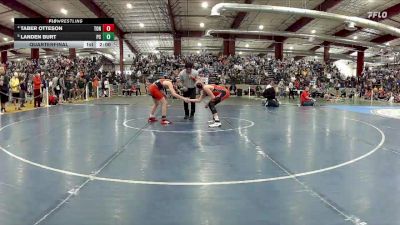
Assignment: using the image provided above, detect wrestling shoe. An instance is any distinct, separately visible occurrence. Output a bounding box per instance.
[160,119,172,125]
[148,117,158,123]
[208,122,221,128]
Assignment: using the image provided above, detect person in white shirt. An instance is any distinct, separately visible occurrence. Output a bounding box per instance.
[104,78,110,97]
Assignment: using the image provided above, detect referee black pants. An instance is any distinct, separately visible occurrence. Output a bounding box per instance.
[183,87,196,116]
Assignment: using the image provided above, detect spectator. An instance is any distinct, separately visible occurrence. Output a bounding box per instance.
[104,77,110,97]
[58,75,66,103]
[77,77,85,99]
[33,73,42,107]
[48,90,58,105]
[262,84,279,107]
[10,72,21,110]
[300,87,315,106]
[136,80,141,95]
[52,74,60,99]
[19,75,27,108]
[65,75,73,102]
[0,76,8,113]
[88,78,93,98]
[93,75,99,97]
[288,81,295,100]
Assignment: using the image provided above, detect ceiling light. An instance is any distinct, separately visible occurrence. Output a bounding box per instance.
[258,25,264,30]
[17,59,21,61]
[123,59,126,61]
[197,42,202,46]
[127,3,133,9]
[76,53,79,56]
[196,51,200,54]
[239,51,243,55]
[44,56,47,58]
[139,23,144,28]
[289,46,293,50]
[245,44,249,48]
[63,48,67,50]
[311,29,316,34]
[353,36,358,40]
[201,2,208,8]
[60,8,68,15]
[3,38,8,41]
[11,18,14,22]
[200,22,205,28]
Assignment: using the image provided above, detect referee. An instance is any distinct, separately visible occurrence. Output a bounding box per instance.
[179,62,198,120]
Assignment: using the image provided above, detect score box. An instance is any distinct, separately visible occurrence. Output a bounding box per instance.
[102,24,114,32]
[102,32,114,41]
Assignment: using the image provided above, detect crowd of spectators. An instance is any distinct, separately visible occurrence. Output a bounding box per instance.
[0,55,122,112]
[130,53,400,103]
[1,53,400,113]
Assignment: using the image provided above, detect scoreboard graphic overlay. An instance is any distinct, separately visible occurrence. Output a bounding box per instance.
[14,18,115,49]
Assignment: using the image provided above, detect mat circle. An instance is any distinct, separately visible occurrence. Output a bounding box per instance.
[123,116,255,133]
[0,115,385,186]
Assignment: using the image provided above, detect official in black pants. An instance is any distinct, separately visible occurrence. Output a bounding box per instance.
[183,87,196,119]
[179,62,198,120]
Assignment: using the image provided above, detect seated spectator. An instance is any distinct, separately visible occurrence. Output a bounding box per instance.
[122,83,132,96]
[378,88,386,99]
[48,91,58,105]
[340,88,347,98]
[348,89,355,99]
[262,84,279,107]
[300,86,315,106]
[364,89,372,100]
[132,84,140,96]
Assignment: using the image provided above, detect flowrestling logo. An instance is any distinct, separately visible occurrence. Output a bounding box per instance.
[367,11,388,19]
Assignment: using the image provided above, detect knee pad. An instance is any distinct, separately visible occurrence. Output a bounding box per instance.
[208,101,217,114]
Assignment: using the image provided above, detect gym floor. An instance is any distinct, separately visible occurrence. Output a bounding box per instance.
[0,97,400,225]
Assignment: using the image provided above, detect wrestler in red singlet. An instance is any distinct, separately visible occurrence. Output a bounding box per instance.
[147,79,189,125]
[148,79,167,100]
[190,82,230,127]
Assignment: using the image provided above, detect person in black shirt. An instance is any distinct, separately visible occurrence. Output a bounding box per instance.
[65,76,73,102]
[77,77,85,100]
[262,83,279,107]
[19,76,27,108]
[0,77,8,113]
